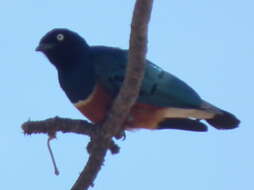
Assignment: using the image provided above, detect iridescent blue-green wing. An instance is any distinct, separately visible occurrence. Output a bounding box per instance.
[91,46,202,109]
[138,61,202,108]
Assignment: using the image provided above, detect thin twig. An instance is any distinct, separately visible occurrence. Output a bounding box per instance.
[47,136,60,175]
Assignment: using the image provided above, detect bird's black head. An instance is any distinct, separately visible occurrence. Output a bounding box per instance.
[36,28,90,68]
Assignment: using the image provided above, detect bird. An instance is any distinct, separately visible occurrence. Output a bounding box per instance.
[36,28,240,132]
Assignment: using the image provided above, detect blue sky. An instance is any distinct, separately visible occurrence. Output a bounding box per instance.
[1,0,253,189]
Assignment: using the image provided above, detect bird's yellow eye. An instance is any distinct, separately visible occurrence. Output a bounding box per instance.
[56,34,64,41]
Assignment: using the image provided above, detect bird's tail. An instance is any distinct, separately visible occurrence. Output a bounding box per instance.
[158,118,208,132]
[206,110,240,129]
[157,101,240,131]
[201,101,240,129]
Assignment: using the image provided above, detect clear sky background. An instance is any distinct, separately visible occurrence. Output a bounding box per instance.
[1,1,253,190]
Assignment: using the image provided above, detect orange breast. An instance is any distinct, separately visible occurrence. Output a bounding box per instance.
[74,84,167,129]
[74,84,112,124]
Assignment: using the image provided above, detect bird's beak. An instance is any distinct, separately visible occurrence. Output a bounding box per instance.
[35,43,55,52]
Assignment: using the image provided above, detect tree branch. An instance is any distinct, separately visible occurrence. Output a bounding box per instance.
[22,116,94,136]
[101,0,153,139]
[71,1,153,189]
[22,117,119,154]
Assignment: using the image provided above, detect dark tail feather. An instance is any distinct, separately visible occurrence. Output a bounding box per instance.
[158,118,208,132]
[206,110,240,129]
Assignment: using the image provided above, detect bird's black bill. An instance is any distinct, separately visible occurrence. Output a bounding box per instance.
[35,43,55,52]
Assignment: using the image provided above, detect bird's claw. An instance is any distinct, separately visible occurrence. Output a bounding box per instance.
[114,130,126,140]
